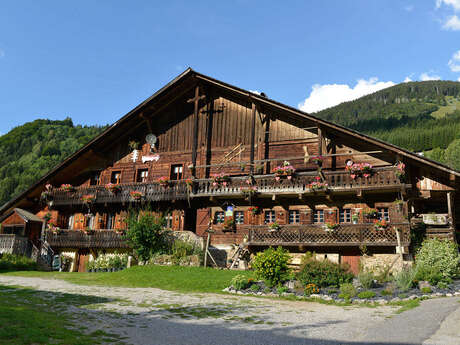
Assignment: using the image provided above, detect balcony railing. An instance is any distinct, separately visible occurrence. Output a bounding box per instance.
[0,234,30,255]
[49,167,408,206]
[247,223,411,247]
[44,230,129,249]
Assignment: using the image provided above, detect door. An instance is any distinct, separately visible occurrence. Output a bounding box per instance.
[77,250,89,272]
[341,249,361,275]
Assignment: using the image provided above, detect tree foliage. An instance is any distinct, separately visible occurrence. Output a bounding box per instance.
[0,118,106,207]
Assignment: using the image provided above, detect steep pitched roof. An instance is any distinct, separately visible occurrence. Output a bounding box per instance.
[1,68,459,215]
[0,208,43,223]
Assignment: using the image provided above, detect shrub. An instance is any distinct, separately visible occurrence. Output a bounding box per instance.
[358,270,375,289]
[0,254,38,271]
[357,291,376,299]
[415,238,459,283]
[394,267,416,291]
[230,274,250,290]
[437,281,449,289]
[304,283,320,296]
[421,286,432,294]
[277,286,289,295]
[250,284,260,292]
[339,283,357,299]
[297,256,354,288]
[381,283,395,296]
[252,247,291,286]
[263,287,271,294]
[125,210,169,261]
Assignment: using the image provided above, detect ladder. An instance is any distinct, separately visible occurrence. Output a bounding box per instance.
[229,244,249,270]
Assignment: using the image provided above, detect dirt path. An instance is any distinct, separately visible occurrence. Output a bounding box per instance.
[0,275,458,345]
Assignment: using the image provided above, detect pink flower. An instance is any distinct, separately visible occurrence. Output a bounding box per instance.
[275,176,280,181]
[363,173,370,178]
[287,175,292,180]
[350,174,356,179]
[222,182,227,187]
[212,182,217,187]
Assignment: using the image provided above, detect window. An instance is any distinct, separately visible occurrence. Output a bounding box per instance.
[164,212,173,229]
[214,211,225,224]
[137,169,149,183]
[339,209,352,223]
[106,213,115,230]
[68,215,74,229]
[170,164,183,180]
[313,210,324,223]
[90,172,100,186]
[378,207,390,221]
[111,171,121,184]
[264,210,276,224]
[235,211,245,225]
[289,210,300,224]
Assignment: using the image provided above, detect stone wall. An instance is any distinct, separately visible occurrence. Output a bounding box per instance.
[361,253,413,274]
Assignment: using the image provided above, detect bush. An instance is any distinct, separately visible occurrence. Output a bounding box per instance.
[381,283,395,296]
[277,286,289,295]
[230,274,250,290]
[421,286,432,294]
[304,283,320,296]
[250,284,260,292]
[415,238,459,283]
[357,291,376,299]
[0,254,38,271]
[339,283,357,299]
[252,247,291,286]
[125,210,170,261]
[297,256,354,288]
[394,267,416,291]
[170,240,203,265]
[358,271,375,289]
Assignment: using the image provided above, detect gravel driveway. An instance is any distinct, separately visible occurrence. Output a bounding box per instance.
[0,275,459,345]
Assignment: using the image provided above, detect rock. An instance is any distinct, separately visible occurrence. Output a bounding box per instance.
[418,281,431,290]
[284,280,296,289]
[310,294,321,298]
[375,299,387,305]
[446,293,453,297]
[322,296,332,301]
[391,297,401,302]
[409,295,418,300]
[257,292,263,296]
[237,291,244,295]
[454,292,460,296]
[222,287,230,292]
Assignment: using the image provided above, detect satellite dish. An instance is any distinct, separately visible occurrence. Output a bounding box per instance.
[145,134,157,147]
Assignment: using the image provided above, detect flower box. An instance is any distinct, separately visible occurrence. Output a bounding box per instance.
[310,155,324,166]
[105,183,121,194]
[211,173,230,187]
[60,184,75,192]
[324,222,339,232]
[268,222,281,232]
[130,190,143,200]
[345,162,373,179]
[248,206,261,216]
[157,176,170,187]
[273,161,296,180]
[81,194,96,204]
[373,219,389,231]
[308,177,328,191]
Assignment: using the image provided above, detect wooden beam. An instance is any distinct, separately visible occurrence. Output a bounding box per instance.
[317,126,323,156]
[250,102,256,174]
[188,85,205,177]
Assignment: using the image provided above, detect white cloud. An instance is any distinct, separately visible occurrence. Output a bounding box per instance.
[448,50,460,72]
[442,15,460,30]
[403,76,413,82]
[298,78,395,113]
[436,0,460,11]
[420,72,441,81]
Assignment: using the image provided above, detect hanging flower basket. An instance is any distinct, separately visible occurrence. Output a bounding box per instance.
[310,155,324,166]
[130,190,143,200]
[105,183,121,194]
[268,222,281,232]
[60,184,75,193]
[248,206,261,216]
[273,161,296,180]
[211,173,230,187]
[240,186,258,199]
[81,194,96,204]
[346,162,373,179]
[324,222,339,232]
[157,176,170,188]
[373,219,389,231]
[395,161,406,181]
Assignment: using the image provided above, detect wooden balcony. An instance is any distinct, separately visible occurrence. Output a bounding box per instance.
[44,230,129,249]
[49,166,409,206]
[247,223,411,247]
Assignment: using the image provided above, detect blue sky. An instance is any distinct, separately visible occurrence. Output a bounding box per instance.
[1,0,460,134]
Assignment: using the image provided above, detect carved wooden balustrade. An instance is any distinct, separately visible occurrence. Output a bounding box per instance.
[0,234,30,255]
[45,230,129,248]
[49,167,408,206]
[247,223,411,247]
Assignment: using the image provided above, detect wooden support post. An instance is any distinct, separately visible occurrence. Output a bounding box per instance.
[250,102,256,174]
[187,85,205,178]
[317,126,323,156]
[447,192,455,233]
[264,116,271,174]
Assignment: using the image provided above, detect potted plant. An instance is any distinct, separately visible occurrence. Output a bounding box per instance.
[363,208,378,219]
[273,161,296,180]
[105,183,121,194]
[248,206,261,216]
[157,176,170,188]
[346,162,373,179]
[395,161,406,181]
[130,190,143,200]
[60,184,75,193]
[185,178,195,188]
[373,219,389,231]
[211,173,230,187]
[352,213,359,224]
[268,222,281,232]
[308,177,328,191]
[223,216,235,231]
[81,194,96,204]
[324,222,339,232]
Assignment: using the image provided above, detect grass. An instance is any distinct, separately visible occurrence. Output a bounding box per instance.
[1,265,254,293]
[0,285,123,345]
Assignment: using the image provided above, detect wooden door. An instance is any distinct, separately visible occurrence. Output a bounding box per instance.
[341,250,360,275]
[77,251,89,272]
[195,208,211,236]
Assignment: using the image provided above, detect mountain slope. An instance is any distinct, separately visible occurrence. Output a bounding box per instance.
[0,118,107,207]
[314,81,460,169]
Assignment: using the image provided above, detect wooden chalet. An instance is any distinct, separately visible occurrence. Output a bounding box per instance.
[0,68,459,272]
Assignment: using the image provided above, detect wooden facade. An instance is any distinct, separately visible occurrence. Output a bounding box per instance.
[1,69,459,270]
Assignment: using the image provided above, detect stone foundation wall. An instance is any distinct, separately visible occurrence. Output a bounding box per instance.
[361,253,413,274]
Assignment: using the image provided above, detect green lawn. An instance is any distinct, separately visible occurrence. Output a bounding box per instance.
[1,265,254,293]
[0,285,123,345]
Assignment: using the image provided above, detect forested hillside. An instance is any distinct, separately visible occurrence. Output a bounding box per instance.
[0,118,106,207]
[314,80,460,170]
